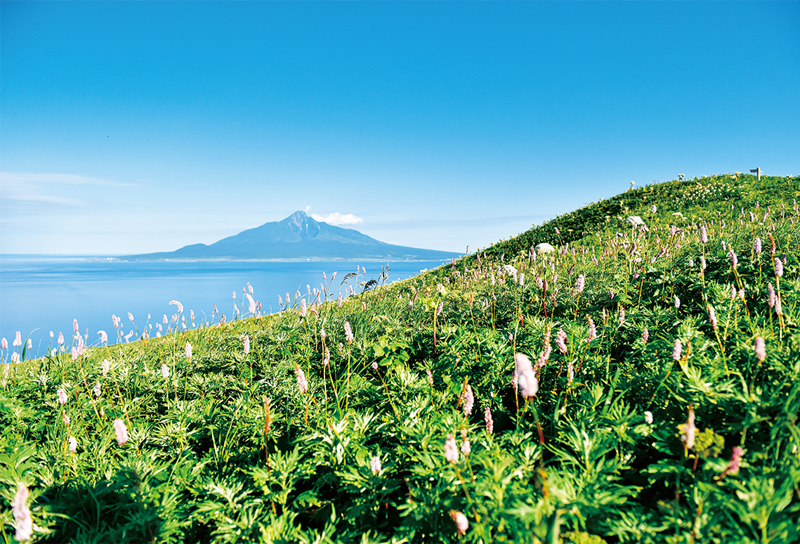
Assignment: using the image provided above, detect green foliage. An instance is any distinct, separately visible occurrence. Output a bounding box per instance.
[2,174,799,542]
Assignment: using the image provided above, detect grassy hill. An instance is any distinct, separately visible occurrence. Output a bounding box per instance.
[2,174,799,543]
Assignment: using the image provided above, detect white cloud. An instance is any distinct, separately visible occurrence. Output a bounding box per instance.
[305,207,364,226]
[0,172,134,187]
[0,172,136,207]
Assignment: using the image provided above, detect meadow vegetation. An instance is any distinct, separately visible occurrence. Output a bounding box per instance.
[2,173,799,543]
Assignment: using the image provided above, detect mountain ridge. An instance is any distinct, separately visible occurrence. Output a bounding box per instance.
[121,211,461,262]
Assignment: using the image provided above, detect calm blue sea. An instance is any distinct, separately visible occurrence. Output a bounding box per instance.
[0,256,447,359]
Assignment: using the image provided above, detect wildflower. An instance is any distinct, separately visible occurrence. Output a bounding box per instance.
[642,328,649,343]
[754,336,766,362]
[98,330,108,345]
[233,290,236,300]
[1,338,6,350]
[13,331,21,347]
[484,406,494,434]
[519,273,525,287]
[681,405,696,451]
[700,225,708,243]
[575,273,585,294]
[296,367,308,394]
[754,237,762,254]
[775,296,782,316]
[185,342,192,360]
[463,385,474,416]
[426,369,434,386]
[161,364,170,379]
[674,296,680,309]
[700,256,706,271]
[729,247,738,268]
[768,283,776,307]
[567,361,574,384]
[774,257,784,277]
[689,258,694,267]
[461,437,471,455]
[113,419,128,446]
[645,411,653,425]
[169,300,183,314]
[26,339,32,351]
[709,306,718,331]
[370,456,382,475]
[63,413,70,425]
[73,319,79,334]
[436,301,444,316]
[514,353,538,399]
[444,433,459,463]
[586,317,597,343]
[344,322,354,344]
[450,510,469,536]
[371,361,379,371]
[619,306,625,324]
[672,339,682,361]
[651,204,657,214]
[69,436,77,452]
[731,284,737,299]
[101,359,110,376]
[320,329,326,340]
[556,328,568,355]
[245,293,256,315]
[300,299,307,317]
[722,446,744,477]
[57,388,68,405]
[93,382,101,397]
[128,312,134,322]
[12,483,33,542]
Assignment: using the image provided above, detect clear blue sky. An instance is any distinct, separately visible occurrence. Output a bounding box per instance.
[2,1,798,255]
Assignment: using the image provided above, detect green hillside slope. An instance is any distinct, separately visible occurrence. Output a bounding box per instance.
[2,174,798,543]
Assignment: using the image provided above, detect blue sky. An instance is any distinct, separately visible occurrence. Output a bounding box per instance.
[1,1,798,255]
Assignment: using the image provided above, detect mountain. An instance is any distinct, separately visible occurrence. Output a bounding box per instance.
[122,211,461,261]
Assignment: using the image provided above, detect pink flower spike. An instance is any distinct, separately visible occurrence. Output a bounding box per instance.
[295,367,308,394]
[774,257,784,277]
[12,483,33,542]
[484,406,494,434]
[708,306,718,331]
[700,225,708,244]
[556,328,568,355]
[69,436,77,452]
[370,455,381,474]
[58,332,64,345]
[185,342,192,360]
[463,385,474,416]
[57,388,68,405]
[113,419,129,446]
[444,433,459,463]
[169,300,184,314]
[98,330,108,345]
[586,317,597,343]
[344,322,354,344]
[642,328,649,343]
[575,273,585,294]
[1,338,6,350]
[450,510,469,536]
[13,331,21,347]
[672,339,682,361]
[371,361,379,371]
[514,353,538,399]
[243,335,250,356]
[754,337,766,363]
